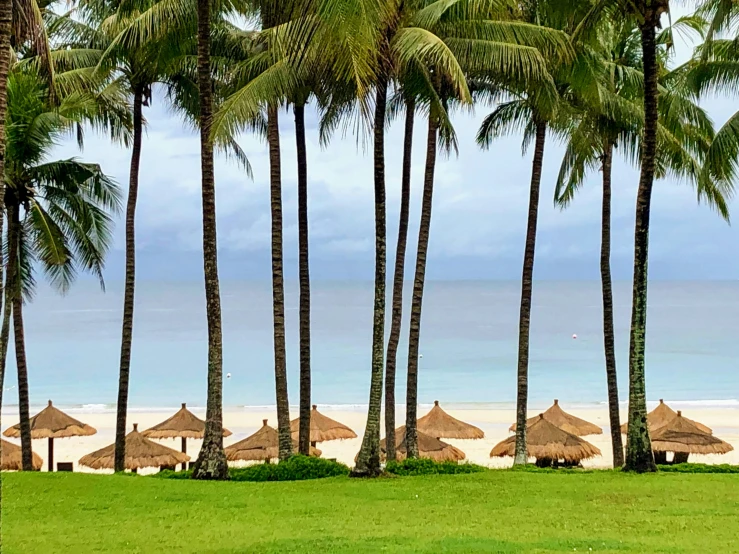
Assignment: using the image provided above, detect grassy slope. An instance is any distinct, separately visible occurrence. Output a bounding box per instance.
[2,471,738,553]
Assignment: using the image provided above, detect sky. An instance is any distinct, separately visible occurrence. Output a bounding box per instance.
[48,8,739,284]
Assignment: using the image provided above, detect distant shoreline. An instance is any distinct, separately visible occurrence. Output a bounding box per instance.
[2,398,738,415]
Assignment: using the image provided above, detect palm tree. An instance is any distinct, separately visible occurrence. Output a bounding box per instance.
[384,95,415,462]
[3,69,123,469]
[479,101,549,466]
[0,0,55,420]
[399,0,573,459]
[473,4,585,465]
[70,0,171,474]
[574,0,667,474]
[294,87,312,456]
[688,0,739,190]
[189,0,229,480]
[556,17,732,468]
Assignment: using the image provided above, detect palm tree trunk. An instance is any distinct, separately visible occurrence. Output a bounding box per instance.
[0,0,10,254]
[268,103,292,460]
[0,0,12,421]
[601,139,624,468]
[405,115,438,459]
[0,273,11,412]
[624,21,659,474]
[513,120,547,466]
[114,88,144,473]
[352,80,388,477]
[295,100,311,456]
[385,98,415,462]
[191,0,228,480]
[8,207,32,470]
[0,203,17,452]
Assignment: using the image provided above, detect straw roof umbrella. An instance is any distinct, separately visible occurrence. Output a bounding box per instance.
[142,403,232,456]
[226,419,321,462]
[379,426,466,462]
[509,399,602,437]
[417,401,484,439]
[651,411,733,464]
[3,400,96,471]
[289,405,357,447]
[493,415,602,466]
[619,399,713,435]
[1,439,42,471]
[79,423,189,472]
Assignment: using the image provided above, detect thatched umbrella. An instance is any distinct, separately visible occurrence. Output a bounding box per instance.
[79,423,189,472]
[1,439,42,471]
[142,403,232,456]
[493,414,602,466]
[619,399,713,435]
[226,419,321,462]
[3,400,96,471]
[289,405,357,447]
[651,411,733,464]
[379,426,466,462]
[417,401,484,439]
[509,399,602,437]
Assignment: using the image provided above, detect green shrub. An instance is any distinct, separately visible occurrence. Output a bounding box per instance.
[385,458,487,476]
[658,463,739,474]
[230,455,350,482]
[155,456,349,482]
[155,469,192,479]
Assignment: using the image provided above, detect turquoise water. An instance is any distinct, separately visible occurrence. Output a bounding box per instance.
[4,280,738,410]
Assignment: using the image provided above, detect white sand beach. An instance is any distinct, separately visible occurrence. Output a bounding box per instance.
[2,403,737,474]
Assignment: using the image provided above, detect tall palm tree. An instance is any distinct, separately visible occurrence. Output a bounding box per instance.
[191,0,228,480]
[384,95,415,462]
[3,69,123,469]
[294,87,312,456]
[554,20,642,468]
[556,17,732,468]
[72,0,169,474]
[0,0,55,421]
[399,0,572,459]
[575,0,667,474]
[478,101,549,466]
[474,0,584,465]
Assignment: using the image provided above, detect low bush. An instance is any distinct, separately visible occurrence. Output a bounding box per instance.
[155,469,192,479]
[385,458,487,476]
[657,463,739,474]
[156,456,349,482]
[230,455,350,482]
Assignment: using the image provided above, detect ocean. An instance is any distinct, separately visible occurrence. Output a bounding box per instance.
[3,280,738,411]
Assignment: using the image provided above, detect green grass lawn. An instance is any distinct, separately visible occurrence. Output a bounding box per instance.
[2,471,738,553]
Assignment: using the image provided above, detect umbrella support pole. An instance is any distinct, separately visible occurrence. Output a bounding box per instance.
[181,437,187,471]
[48,438,54,472]
[673,452,689,464]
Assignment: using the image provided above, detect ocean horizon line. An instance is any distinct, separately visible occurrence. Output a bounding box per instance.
[2,398,738,416]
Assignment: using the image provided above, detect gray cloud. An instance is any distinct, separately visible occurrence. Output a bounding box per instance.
[51,39,738,283]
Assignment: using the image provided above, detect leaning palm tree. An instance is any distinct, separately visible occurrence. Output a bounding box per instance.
[3,68,123,469]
